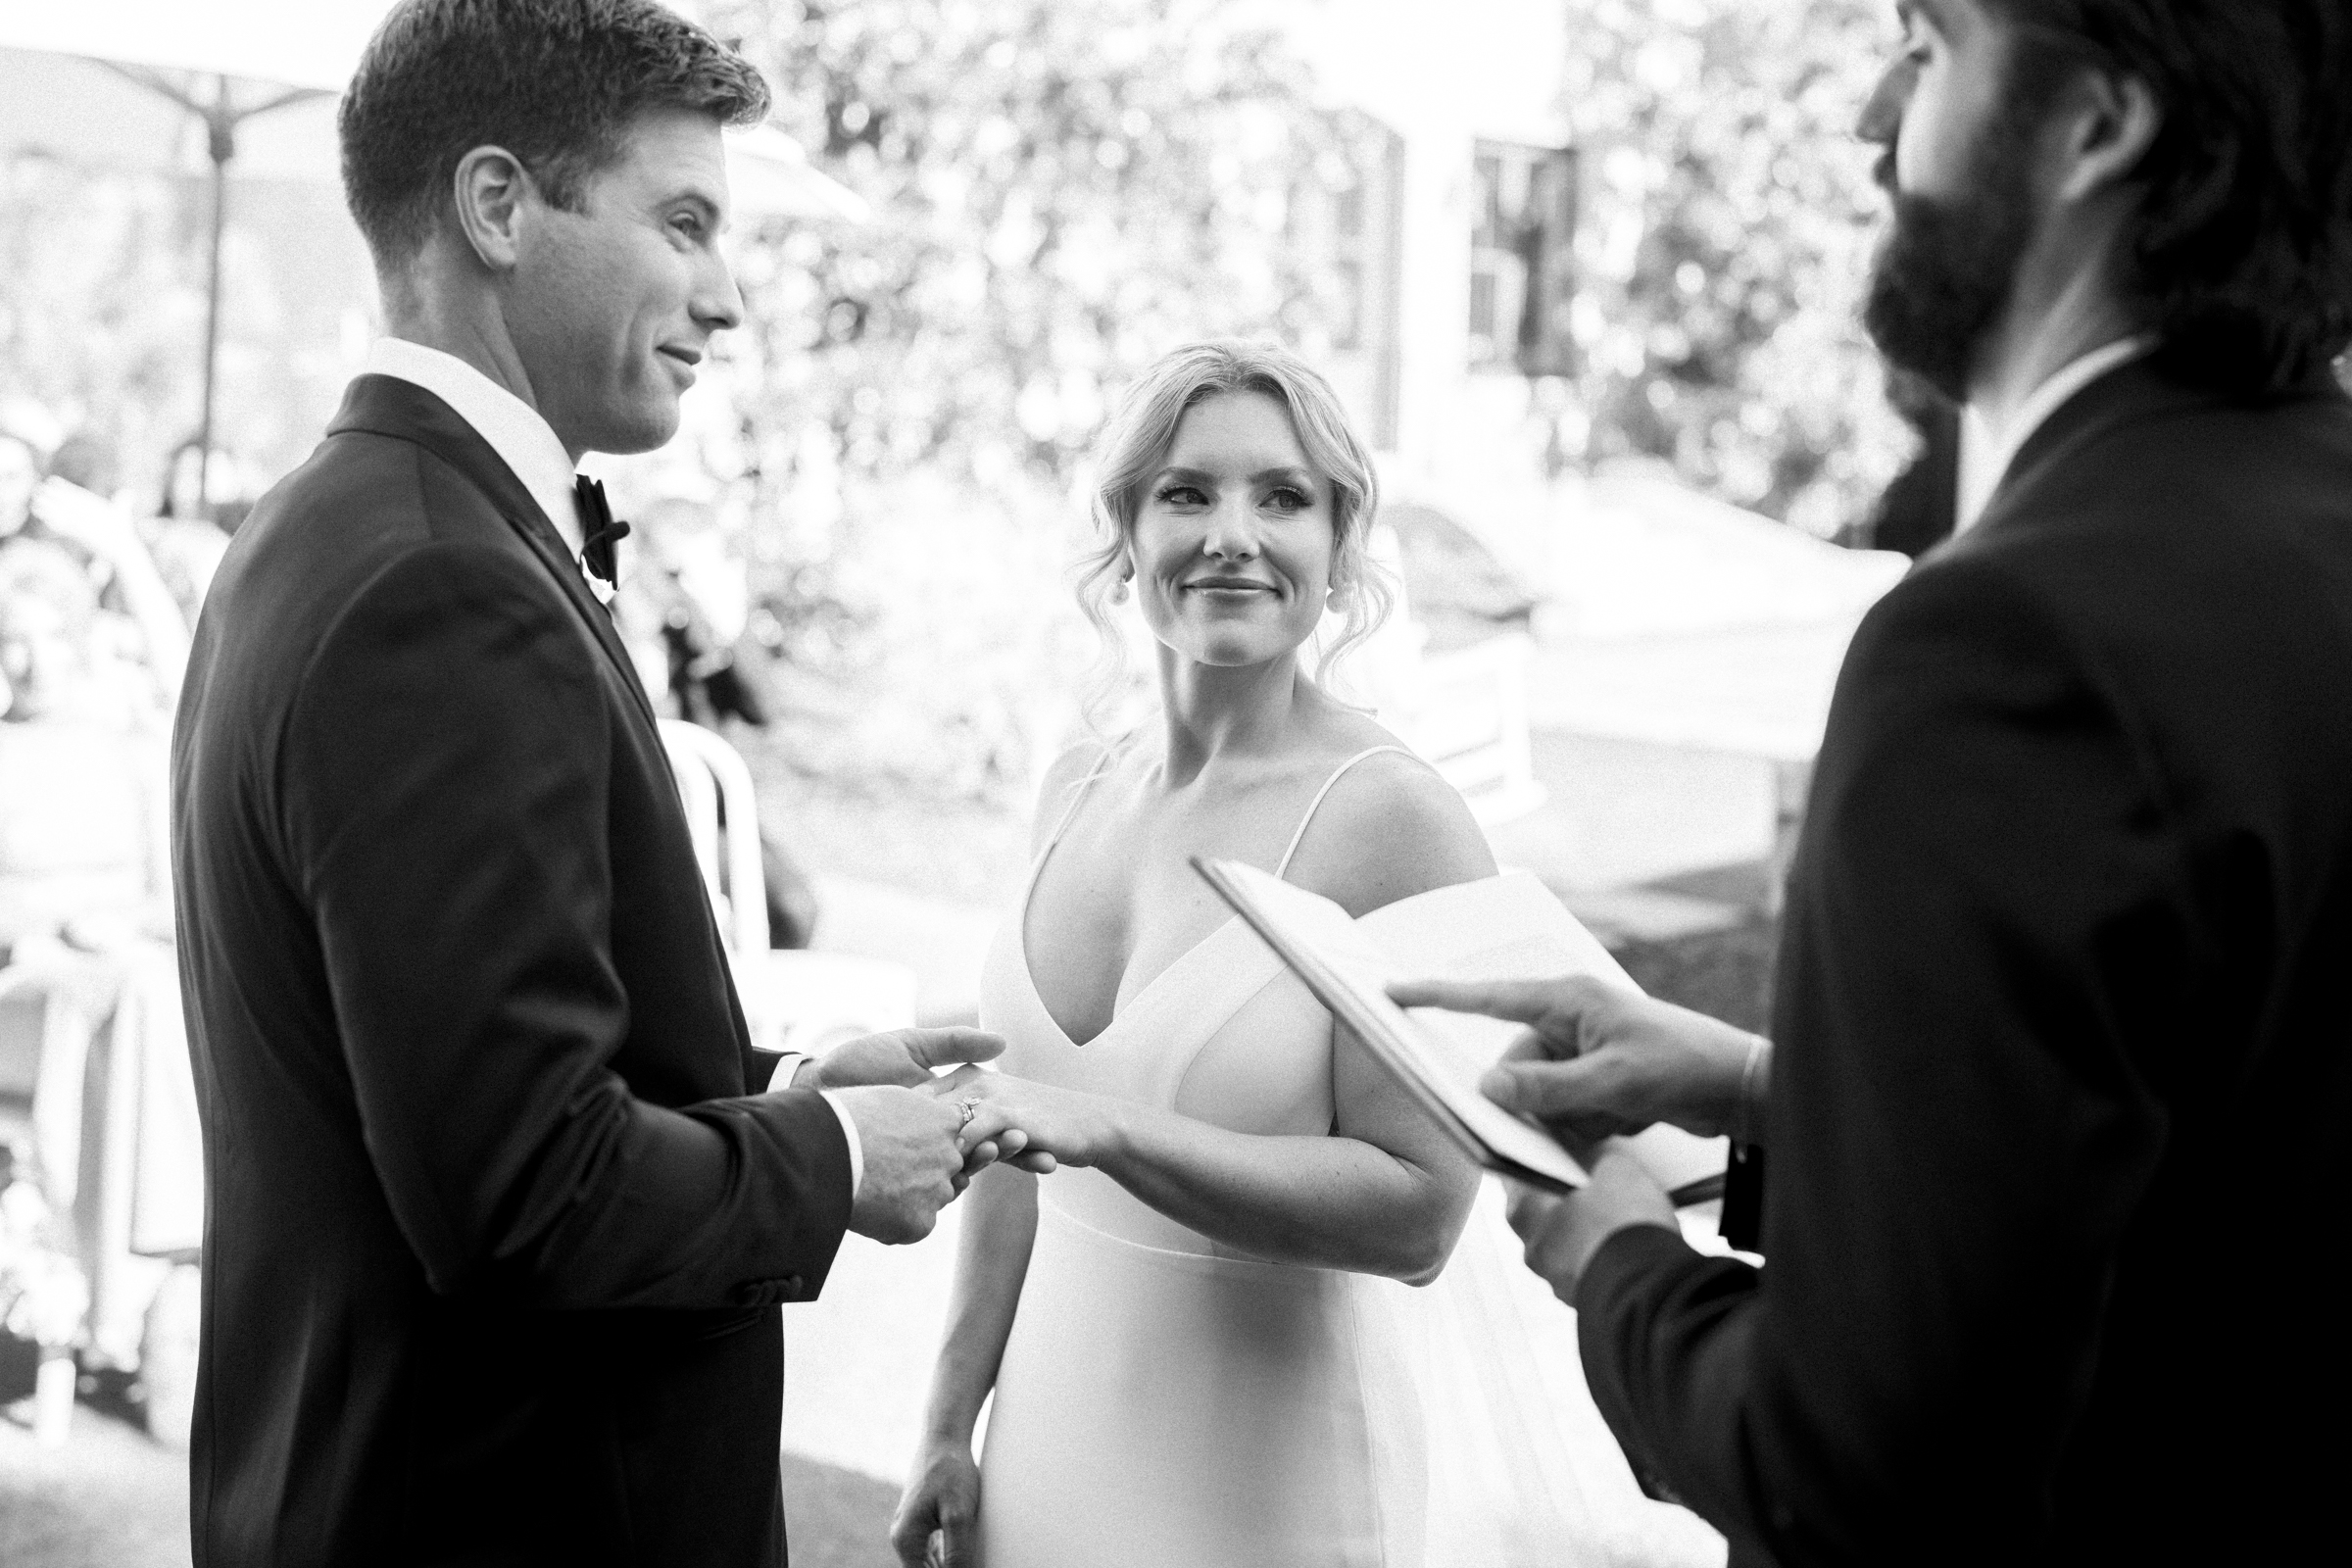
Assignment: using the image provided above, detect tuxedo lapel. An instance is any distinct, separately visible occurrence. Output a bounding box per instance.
[326,374,663,737]
[1971,358,2352,546]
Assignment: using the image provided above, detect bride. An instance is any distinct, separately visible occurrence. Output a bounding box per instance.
[892,340,1723,1568]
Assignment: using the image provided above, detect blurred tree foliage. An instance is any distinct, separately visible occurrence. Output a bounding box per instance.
[0,161,369,510]
[713,0,1339,487]
[695,0,1345,799]
[1561,0,1915,538]
[0,165,206,500]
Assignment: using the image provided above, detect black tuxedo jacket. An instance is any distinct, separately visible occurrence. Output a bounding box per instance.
[1577,359,2352,1565]
[172,375,853,1566]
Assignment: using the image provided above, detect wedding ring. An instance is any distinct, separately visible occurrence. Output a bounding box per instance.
[957,1097,978,1129]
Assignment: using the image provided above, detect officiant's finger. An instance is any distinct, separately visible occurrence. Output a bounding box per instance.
[1482,1051,1625,1114]
[1390,976,1620,1041]
[1501,1176,1562,1242]
[900,1027,1007,1069]
[1493,1028,1548,1066]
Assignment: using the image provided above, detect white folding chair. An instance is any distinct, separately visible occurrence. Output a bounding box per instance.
[656,720,916,1058]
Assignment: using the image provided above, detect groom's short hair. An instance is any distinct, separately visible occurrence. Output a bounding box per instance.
[1988,0,2352,392]
[339,0,769,271]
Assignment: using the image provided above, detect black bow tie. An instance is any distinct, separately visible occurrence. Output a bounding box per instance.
[574,475,631,588]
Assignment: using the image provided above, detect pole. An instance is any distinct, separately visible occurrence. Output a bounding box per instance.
[94,65,326,514]
[196,76,233,512]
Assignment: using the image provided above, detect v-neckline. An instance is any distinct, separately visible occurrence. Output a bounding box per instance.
[1016,827,1245,1050]
[1016,735,1407,1050]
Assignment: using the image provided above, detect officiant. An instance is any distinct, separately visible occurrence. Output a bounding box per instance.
[1398,2,2352,1562]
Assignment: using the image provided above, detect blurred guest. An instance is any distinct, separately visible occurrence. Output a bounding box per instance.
[3,431,194,708]
[0,539,170,956]
[0,530,193,1387]
[44,432,122,502]
[1398,3,2352,1564]
[614,495,818,948]
[146,438,240,619]
[29,476,192,708]
[0,432,38,546]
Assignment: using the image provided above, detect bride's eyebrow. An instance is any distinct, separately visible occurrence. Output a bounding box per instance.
[1151,465,1318,488]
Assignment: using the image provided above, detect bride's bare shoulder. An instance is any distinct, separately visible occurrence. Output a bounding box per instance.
[1284,740,1496,918]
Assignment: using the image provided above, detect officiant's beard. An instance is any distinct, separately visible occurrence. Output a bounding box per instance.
[1863,129,2044,405]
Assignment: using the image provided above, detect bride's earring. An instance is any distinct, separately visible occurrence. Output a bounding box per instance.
[1112,573,1132,604]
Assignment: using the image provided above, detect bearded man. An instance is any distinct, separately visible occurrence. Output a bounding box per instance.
[1396,2,2352,1563]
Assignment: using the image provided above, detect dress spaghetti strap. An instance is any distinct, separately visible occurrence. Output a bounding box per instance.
[1033,741,1125,867]
[1273,745,1422,880]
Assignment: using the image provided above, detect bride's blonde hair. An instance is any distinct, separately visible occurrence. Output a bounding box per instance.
[1077,339,1393,722]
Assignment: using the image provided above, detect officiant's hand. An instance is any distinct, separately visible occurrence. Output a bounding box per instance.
[1503,1147,1678,1304]
[1390,976,1767,1144]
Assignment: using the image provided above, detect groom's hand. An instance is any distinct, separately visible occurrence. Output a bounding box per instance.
[807,1027,1006,1089]
[835,1087,979,1244]
[1389,976,1764,1143]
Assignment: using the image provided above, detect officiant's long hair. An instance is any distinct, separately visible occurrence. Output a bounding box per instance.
[1077,339,1393,725]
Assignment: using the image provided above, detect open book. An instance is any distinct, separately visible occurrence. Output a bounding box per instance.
[1194,857,1727,1206]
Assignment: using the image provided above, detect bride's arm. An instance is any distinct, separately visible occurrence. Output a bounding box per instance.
[892,1164,1037,1565]
[957,1028,1476,1284]
[892,744,1102,1566]
[961,754,1494,1285]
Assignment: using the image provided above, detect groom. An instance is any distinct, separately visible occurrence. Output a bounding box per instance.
[172,3,1007,1563]
[1402,1,2352,1564]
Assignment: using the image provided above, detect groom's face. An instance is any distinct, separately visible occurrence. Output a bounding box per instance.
[1858,0,2052,401]
[505,108,743,457]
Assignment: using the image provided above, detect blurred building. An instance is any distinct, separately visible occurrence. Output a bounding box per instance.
[1274,0,1581,513]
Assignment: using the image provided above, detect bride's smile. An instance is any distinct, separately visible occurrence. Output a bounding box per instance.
[1128,387,1334,667]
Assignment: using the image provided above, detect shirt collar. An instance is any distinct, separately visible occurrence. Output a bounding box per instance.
[1957,334,2157,532]
[362,338,584,555]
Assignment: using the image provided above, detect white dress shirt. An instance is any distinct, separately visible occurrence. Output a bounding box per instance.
[362,338,865,1196]
[1957,334,2157,532]
[364,337,593,565]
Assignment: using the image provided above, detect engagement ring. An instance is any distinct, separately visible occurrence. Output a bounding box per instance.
[957,1098,978,1129]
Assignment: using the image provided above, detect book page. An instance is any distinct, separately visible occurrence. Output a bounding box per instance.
[1199,860,1728,1200]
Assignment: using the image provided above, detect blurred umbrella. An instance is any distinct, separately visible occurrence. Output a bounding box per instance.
[729,123,873,226]
[0,1,863,503]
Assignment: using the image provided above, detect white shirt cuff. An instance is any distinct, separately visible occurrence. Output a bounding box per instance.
[765,1054,864,1200]
[819,1090,864,1199]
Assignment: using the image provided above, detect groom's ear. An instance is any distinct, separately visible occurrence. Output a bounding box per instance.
[450,145,533,273]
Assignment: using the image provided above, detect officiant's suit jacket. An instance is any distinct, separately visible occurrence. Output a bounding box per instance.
[171,374,853,1567]
[1577,358,2352,1566]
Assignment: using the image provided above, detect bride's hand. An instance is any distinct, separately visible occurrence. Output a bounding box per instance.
[935,1068,1123,1170]
[890,1442,982,1567]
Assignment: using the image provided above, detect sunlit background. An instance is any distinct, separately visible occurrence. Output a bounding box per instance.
[4,3,1926,1562]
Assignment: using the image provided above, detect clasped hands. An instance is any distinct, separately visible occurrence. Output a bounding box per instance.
[781,1027,1107,1245]
[1387,976,1769,1303]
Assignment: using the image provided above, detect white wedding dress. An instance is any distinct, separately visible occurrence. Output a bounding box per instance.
[974,748,1727,1567]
